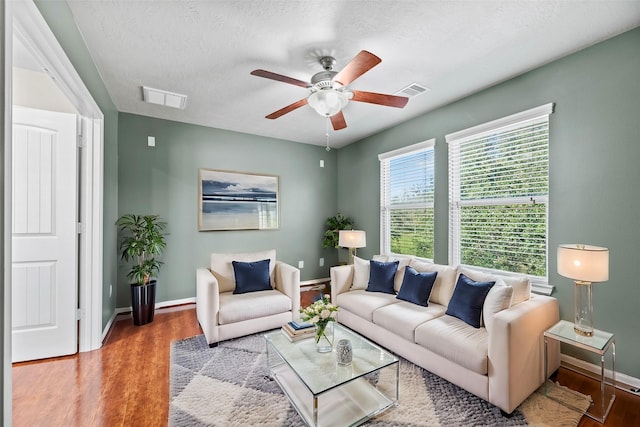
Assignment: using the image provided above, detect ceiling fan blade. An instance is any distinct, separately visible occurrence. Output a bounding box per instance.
[351,90,409,108]
[330,111,347,130]
[265,98,308,119]
[250,69,310,88]
[332,50,381,86]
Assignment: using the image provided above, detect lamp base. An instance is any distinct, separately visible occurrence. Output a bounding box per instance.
[574,280,594,337]
[573,325,594,337]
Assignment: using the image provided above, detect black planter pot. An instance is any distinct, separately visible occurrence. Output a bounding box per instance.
[131,280,157,326]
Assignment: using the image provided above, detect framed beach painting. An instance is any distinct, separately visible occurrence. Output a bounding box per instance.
[198,169,279,231]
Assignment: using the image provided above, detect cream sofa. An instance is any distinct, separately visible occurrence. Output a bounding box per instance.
[331,255,560,414]
[196,249,300,346]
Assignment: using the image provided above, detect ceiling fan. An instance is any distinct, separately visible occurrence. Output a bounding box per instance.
[250,50,409,131]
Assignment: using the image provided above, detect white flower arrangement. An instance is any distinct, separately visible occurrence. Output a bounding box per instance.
[300,294,339,343]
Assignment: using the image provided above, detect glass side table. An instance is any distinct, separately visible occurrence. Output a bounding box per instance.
[544,320,616,423]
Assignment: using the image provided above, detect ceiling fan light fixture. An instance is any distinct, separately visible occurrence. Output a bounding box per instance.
[307,88,349,117]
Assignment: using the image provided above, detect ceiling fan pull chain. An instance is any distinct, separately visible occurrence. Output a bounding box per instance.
[325,117,331,151]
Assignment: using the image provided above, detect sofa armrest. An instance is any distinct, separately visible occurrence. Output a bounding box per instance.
[488,295,560,413]
[275,261,301,321]
[196,267,220,344]
[330,265,354,302]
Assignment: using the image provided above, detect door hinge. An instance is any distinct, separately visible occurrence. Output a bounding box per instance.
[76,308,84,320]
[77,222,85,234]
[77,133,87,148]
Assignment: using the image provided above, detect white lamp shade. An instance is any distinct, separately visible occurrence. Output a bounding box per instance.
[307,89,348,117]
[557,244,609,282]
[338,230,366,248]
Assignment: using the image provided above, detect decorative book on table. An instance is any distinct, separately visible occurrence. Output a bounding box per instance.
[281,321,315,342]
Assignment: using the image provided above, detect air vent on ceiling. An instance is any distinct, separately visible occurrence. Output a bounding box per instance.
[396,83,430,98]
[142,86,188,110]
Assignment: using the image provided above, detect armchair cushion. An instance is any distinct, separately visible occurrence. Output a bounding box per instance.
[210,249,276,293]
[232,259,271,294]
[218,290,292,324]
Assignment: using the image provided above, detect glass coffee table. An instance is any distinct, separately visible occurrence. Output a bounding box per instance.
[264,323,399,427]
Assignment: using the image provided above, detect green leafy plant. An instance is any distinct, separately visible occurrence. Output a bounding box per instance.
[322,213,355,249]
[116,214,167,285]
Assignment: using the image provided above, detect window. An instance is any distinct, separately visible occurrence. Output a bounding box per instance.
[379,140,435,258]
[447,104,553,286]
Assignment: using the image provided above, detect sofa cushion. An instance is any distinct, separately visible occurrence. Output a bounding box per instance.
[499,274,531,306]
[445,273,495,328]
[374,254,413,292]
[366,260,399,294]
[232,259,271,294]
[482,280,513,332]
[409,259,457,306]
[210,249,276,293]
[396,267,437,307]
[336,289,399,322]
[351,256,370,290]
[218,289,291,324]
[414,315,489,375]
[373,301,447,342]
[459,266,530,307]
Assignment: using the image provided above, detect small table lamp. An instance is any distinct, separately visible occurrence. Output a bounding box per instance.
[557,244,609,337]
[339,230,366,265]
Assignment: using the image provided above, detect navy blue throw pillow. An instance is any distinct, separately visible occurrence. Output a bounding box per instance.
[232,259,271,294]
[366,260,399,294]
[445,273,495,328]
[396,266,438,307]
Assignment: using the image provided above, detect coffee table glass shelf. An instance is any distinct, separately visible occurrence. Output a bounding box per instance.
[544,320,615,423]
[264,323,399,427]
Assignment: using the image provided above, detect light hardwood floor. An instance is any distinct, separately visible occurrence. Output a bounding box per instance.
[12,305,640,426]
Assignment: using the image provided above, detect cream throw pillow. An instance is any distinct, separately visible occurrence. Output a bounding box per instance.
[460,266,531,307]
[482,279,513,332]
[409,259,457,306]
[351,256,370,290]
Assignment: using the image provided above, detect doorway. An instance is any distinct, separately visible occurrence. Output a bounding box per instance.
[10,0,104,360]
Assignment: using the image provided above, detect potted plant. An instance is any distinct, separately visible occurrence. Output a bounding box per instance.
[116,214,167,326]
[322,213,355,249]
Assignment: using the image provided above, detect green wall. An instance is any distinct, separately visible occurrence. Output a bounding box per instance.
[337,28,640,379]
[35,1,119,330]
[117,114,338,306]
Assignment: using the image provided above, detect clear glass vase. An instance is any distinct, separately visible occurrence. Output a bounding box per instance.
[315,322,334,353]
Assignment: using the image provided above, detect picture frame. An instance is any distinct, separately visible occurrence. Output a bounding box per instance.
[198,169,279,231]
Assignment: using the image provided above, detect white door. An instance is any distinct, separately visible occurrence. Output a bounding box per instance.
[11,106,78,362]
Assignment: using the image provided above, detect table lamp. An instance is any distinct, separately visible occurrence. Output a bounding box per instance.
[557,244,609,337]
[339,230,366,264]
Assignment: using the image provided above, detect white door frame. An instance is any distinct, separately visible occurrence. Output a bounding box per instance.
[12,0,104,352]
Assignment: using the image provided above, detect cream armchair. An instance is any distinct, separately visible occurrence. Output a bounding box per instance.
[196,249,300,346]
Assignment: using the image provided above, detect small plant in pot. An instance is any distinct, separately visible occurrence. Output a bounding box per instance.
[116,214,167,326]
[322,213,355,264]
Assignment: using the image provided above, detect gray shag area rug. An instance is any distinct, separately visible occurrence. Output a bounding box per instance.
[170,333,589,427]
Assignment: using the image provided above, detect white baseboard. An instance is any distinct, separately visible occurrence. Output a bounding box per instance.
[101,309,120,342]
[561,353,640,394]
[101,297,197,341]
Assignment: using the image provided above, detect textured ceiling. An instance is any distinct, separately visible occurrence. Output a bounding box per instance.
[66,0,640,148]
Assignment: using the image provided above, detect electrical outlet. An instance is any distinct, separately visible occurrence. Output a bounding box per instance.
[298,260,304,269]
[320,160,325,168]
[109,283,112,298]
[319,257,324,267]
[148,136,155,147]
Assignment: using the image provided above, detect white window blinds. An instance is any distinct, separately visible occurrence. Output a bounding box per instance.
[379,140,435,258]
[447,104,553,280]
